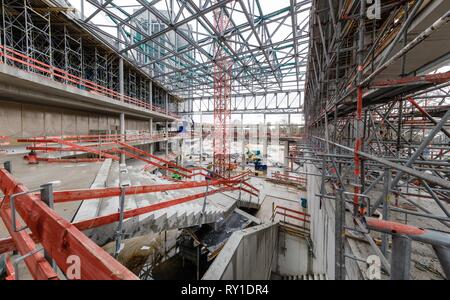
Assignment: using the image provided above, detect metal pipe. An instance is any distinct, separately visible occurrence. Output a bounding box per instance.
[366,218,450,248]
[391,235,412,280]
[335,190,345,280]
[381,168,391,256]
[362,10,450,86]
[371,108,450,212]
[407,97,450,139]
[41,183,57,270]
[432,245,450,279]
[312,136,450,190]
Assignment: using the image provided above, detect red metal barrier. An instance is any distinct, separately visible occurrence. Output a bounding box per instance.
[272,173,307,185]
[272,205,311,232]
[0,45,180,119]
[370,71,450,88]
[366,218,425,236]
[74,186,237,231]
[0,185,237,254]
[50,179,237,203]
[0,207,58,280]
[0,169,251,279]
[0,136,9,155]
[0,168,138,280]
[117,141,193,174]
[18,133,183,163]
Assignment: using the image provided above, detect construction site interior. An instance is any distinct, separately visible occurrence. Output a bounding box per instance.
[0,0,449,281]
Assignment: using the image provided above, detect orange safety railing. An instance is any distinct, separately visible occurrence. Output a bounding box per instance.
[15,132,186,164]
[0,45,180,119]
[0,167,250,279]
[271,205,310,233]
[271,172,307,186]
[19,132,182,144]
[0,136,9,155]
[0,136,9,146]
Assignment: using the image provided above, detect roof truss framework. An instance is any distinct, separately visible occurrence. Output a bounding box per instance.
[76,0,311,100]
[184,91,304,114]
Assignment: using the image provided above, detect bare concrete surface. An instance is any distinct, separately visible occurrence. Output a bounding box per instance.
[255,173,307,223]
[0,154,102,239]
[0,154,103,279]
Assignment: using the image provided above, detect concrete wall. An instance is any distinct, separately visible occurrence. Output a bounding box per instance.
[305,157,364,280]
[274,231,310,276]
[0,99,151,141]
[203,223,278,280]
[0,63,176,122]
[306,159,336,279]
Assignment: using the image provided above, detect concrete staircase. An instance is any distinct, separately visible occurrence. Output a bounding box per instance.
[74,160,235,246]
[281,274,328,280]
[222,178,265,210]
[89,198,225,246]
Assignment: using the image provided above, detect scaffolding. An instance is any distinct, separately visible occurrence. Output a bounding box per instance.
[0,0,180,118]
[304,0,450,280]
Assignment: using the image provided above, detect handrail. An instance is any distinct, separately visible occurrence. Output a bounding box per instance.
[0,45,179,119]
[0,168,138,280]
[271,205,310,233]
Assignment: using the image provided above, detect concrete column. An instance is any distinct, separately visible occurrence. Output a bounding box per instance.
[149,118,153,138]
[119,58,124,101]
[165,121,169,160]
[149,143,154,155]
[149,81,153,111]
[288,113,292,136]
[179,139,184,166]
[263,114,268,165]
[165,93,169,115]
[199,112,203,163]
[241,114,246,170]
[284,141,289,175]
[120,113,126,165]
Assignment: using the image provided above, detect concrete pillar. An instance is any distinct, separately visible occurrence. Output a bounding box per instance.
[149,143,154,155]
[165,93,169,115]
[263,114,268,165]
[241,114,246,170]
[288,113,291,136]
[179,139,184,166]
[149,81,153,111]
[165,121,169,160]
[119,58,124,101]
[199,112,203,163]
[284,141,289,175]
[120,113,126,165]
[149,118,153,138]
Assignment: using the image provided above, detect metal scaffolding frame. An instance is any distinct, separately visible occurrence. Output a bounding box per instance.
[0,0,311,162]
[0,161,256,279]
[187,91,304,115]
[74,0,311,104]
[303,0,450,280]
[0,0,180,117]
